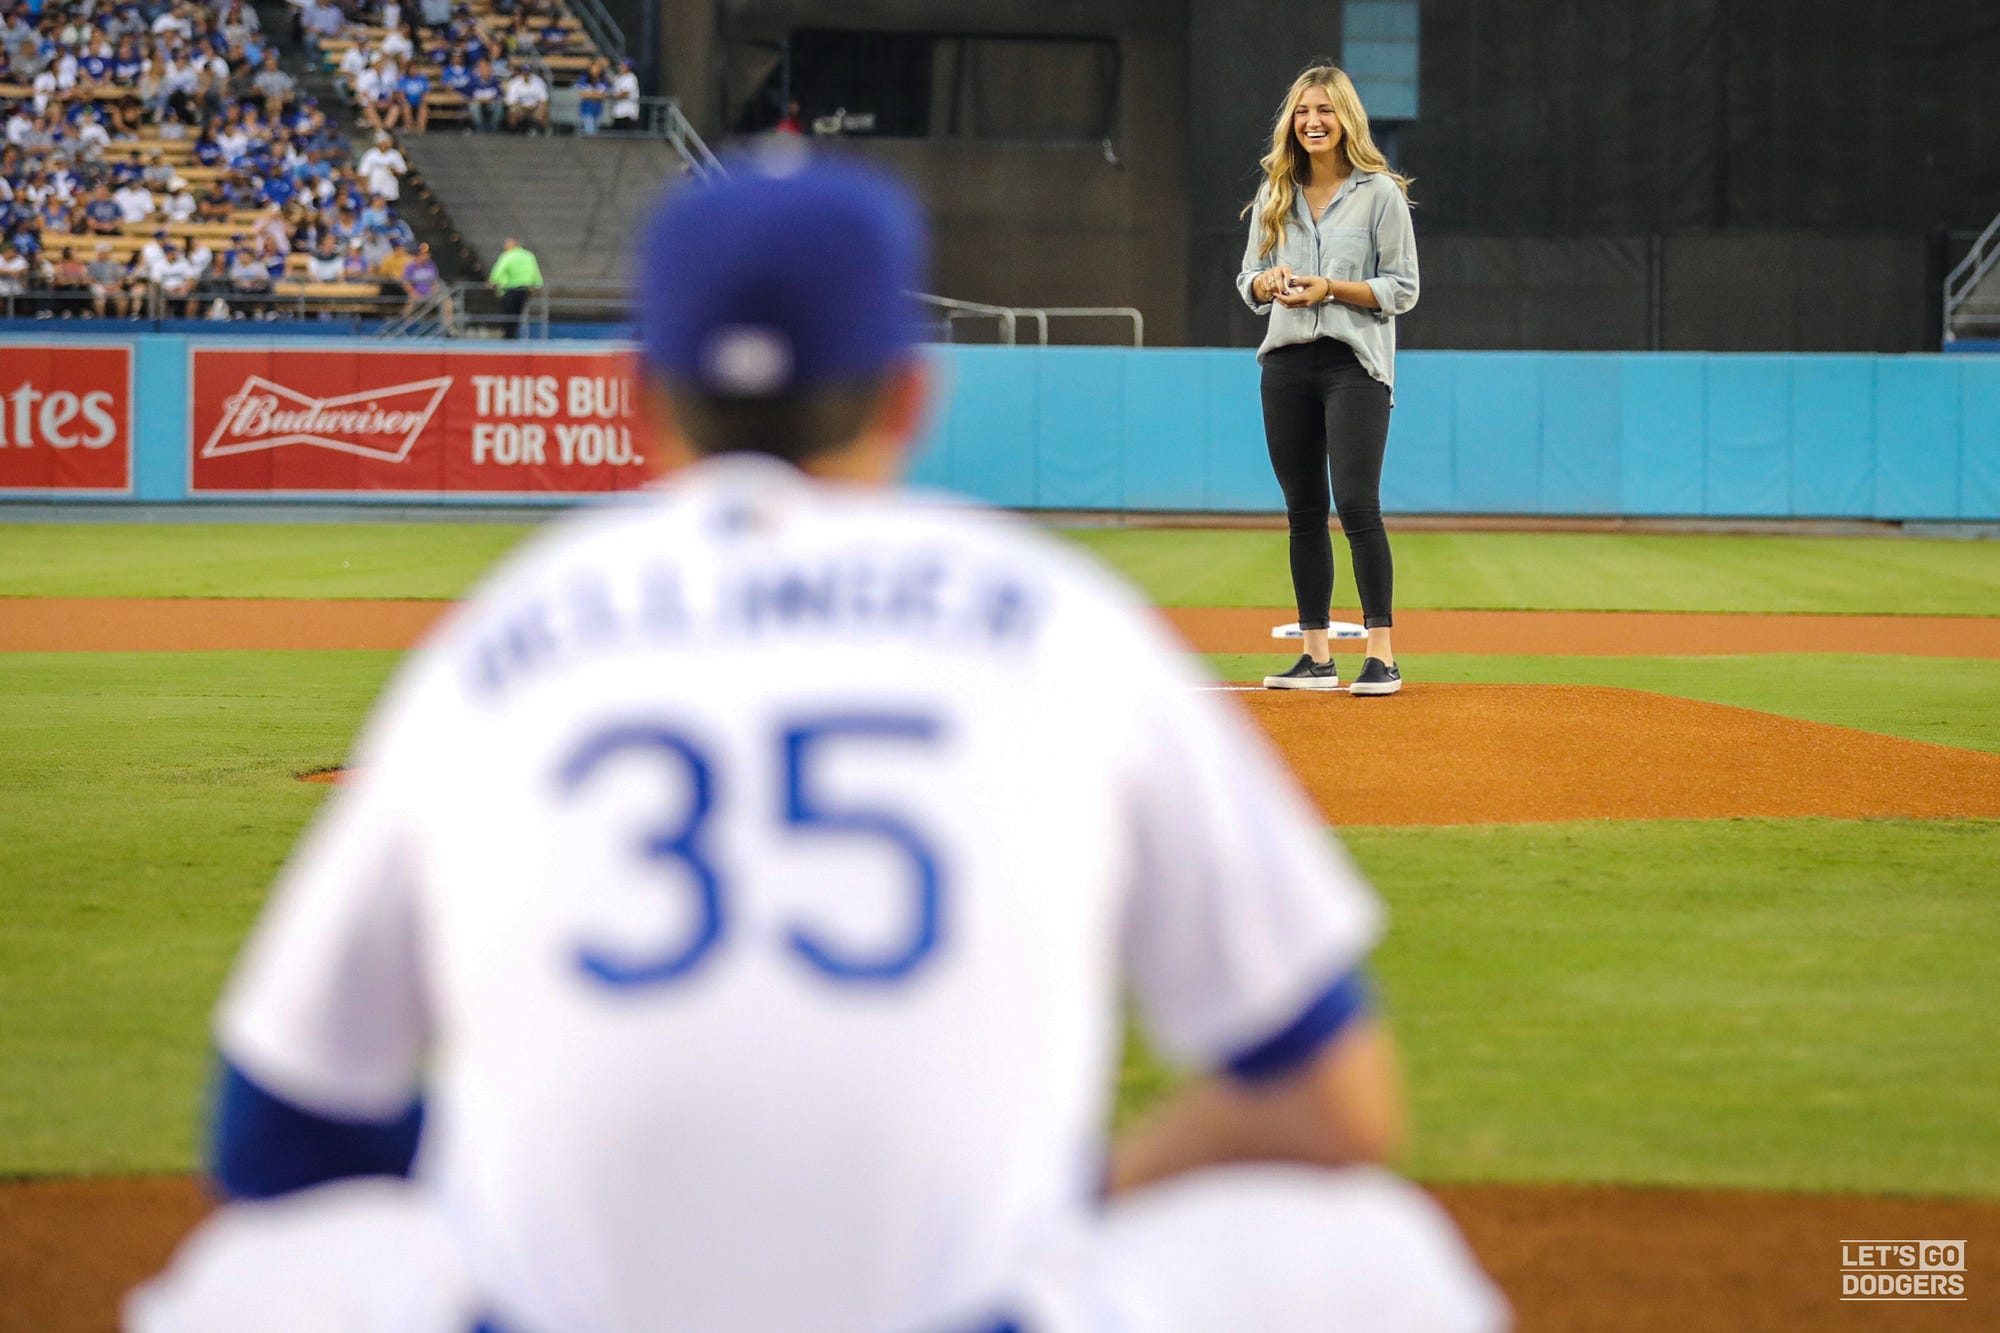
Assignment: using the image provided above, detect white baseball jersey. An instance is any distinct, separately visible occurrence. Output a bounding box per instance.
[215,453,1383,1333]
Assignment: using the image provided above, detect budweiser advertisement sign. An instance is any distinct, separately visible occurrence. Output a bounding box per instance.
[0,343,133,492]
[189,348,648,495]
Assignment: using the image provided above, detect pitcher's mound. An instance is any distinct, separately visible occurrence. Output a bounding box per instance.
[1238,684,2000,826]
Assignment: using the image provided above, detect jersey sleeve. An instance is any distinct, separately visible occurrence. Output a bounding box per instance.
[212,680,441,1122]
[1115,620,1385,1079]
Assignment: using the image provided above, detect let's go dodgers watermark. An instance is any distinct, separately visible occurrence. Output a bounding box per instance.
[1841,1240,1967,1301]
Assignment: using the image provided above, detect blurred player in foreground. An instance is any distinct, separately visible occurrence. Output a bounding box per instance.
[128,151,1506,1333]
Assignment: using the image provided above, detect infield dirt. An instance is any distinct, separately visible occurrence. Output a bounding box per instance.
[8,597,2000,656]
[5,1176,1995,1333]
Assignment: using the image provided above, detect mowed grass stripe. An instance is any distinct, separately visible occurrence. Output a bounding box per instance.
[1063,528,2000,616]
[1349,816,2000,1197]
[5,524,2000,616]
[1124,817,2000,1198]
[2,650,1996,1197]
[0,523,536,601]
[0,651,399,1173]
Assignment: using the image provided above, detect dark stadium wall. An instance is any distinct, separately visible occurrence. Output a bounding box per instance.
[656,1,1996,350]
[1183,0,1346,353]
[664,0,1194,345]
[1381,0,1991,351]
[1401,0,2000,234]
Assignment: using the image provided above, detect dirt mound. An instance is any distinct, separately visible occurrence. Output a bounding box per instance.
[300,684,2000,825]
[1238,683,2000,825]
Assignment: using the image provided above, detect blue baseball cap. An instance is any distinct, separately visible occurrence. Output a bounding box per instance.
[633,148,926,397]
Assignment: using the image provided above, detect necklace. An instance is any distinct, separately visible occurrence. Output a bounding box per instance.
[1302,176,1344,219]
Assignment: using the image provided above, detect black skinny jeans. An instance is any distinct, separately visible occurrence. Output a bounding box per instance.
[1259,337,1394,630]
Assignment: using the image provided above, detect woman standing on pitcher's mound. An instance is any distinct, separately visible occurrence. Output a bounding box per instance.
[1239,64,1418,696]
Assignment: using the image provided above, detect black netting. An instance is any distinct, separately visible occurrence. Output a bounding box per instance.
[1399,236,1651,349]
[1402,0,2000,232]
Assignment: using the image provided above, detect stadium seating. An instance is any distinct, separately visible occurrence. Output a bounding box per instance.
[0,0,621,324]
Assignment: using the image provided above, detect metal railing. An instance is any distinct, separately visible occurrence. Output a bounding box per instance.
[376,281,553,339]
[658,99,724,177]
[375,282,458,338]
[918,293,1019,345]
[563,0,626,62]
[1944,208,2000,343]
[1,284,414,327]
[553,96,720,176]
[366,281,1145,346]
[913,293,1144,347]
[1020,305,1145,347]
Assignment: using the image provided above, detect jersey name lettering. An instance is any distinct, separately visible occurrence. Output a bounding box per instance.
[464,553,1042,699]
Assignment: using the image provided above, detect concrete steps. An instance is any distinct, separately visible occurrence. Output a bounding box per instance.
[398,137,687,286]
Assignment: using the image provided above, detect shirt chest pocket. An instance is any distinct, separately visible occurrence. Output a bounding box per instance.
[1321,226,1373,280]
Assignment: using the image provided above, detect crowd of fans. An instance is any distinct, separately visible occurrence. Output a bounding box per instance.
[314,0,636,135]
[0,0,441,319]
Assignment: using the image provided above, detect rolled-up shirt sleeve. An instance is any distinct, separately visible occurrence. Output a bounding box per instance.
[1364,184,1419,322]
[1237,195,1273,314]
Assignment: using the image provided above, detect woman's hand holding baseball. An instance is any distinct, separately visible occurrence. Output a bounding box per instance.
[1258,265,1296,302]
[1275,274,1333,307]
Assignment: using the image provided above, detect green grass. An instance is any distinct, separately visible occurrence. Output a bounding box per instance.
[1118,819,2000,1197]
[4,648,1998,1196]
[0,524,535,600]
[1206,653,2000,755]
[1351,818,1997,1195]
[1064,528,2000,615]
[0,651,401,1172]
[5,524,2000,615]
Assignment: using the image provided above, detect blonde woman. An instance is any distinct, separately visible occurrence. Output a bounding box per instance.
[1240,65,1418,695]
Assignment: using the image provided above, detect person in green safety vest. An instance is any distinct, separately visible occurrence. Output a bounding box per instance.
[487,237,544,339]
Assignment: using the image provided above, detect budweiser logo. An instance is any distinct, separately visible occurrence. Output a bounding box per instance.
[200,375,454,463]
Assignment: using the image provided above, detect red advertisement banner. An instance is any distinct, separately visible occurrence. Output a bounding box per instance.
[188,347,649,495]
[0,344,133,493]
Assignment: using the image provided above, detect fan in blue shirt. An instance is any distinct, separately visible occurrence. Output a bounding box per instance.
[79,52,112,80]
[439,59,470,92]
[399,71,430,103]
[261,175,295,206]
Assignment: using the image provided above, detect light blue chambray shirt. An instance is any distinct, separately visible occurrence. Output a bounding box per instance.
[1237,170,1419,402]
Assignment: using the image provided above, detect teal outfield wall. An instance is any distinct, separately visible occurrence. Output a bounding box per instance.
[919,347,2000,521]
[6,335,1998,519]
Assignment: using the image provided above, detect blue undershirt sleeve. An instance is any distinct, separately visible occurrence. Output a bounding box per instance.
[1223,968,1372,1084]
[208,1056,425,1201]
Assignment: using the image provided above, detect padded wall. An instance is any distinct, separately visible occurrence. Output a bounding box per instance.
[8,336,1993,520]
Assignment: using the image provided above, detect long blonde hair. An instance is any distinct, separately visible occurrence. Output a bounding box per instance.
[1245,64,1412,259]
